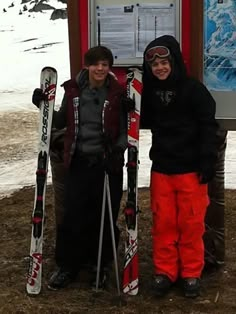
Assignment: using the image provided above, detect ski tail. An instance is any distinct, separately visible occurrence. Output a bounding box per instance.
[122,67,142,295]
[26,66,57,295]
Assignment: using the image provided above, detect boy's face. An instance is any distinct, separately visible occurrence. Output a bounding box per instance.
[87,60,110,87]
[150,57,171,80]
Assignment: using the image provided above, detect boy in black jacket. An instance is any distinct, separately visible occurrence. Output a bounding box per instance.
[141,35,218,298]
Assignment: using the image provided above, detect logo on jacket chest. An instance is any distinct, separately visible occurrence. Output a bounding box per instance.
[156,90,176,106]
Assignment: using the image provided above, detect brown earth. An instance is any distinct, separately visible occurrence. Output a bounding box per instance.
[0,111,38,162]
[0,186,236,314]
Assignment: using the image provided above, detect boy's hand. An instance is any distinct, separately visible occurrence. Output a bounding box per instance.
[32,88,46,108]
[198,168,215,184]
[122,97,135,112]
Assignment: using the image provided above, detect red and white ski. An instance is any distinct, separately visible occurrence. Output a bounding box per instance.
[26,66,57,295]
[123,68,142,295]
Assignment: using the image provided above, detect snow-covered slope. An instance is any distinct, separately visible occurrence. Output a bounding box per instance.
[0,0,69,112]
[0,0,67,15]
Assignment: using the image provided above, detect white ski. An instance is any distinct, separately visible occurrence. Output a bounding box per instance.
[26,66,57,295]
[123,67,142,295]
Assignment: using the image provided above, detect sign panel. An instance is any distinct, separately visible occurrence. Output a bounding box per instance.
[204,0,236,91]
[90,1,181,65]
[203,0,236,125]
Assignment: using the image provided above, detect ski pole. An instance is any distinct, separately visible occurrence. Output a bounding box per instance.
[95,172,107,291]
[96,172,121,296]
[105,173,121,296]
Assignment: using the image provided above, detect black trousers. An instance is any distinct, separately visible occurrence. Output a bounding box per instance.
[55,155,123,272]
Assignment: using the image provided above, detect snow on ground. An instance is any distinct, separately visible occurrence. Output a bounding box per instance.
[0,0,70,112]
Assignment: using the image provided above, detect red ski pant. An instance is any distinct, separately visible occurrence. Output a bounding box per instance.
[151,172,209,282]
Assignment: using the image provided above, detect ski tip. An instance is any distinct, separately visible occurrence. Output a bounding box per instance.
[123,281,139,296]
[123,287,139,296]
[26,285,41,296]
[128,67,142,73]
[41,66,57,73]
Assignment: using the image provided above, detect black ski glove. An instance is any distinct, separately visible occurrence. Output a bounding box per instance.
[32,88,46,108]
[121,96,135,112]
[198,165,216,184]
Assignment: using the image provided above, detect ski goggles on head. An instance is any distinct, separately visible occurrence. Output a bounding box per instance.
[145,46,170,62]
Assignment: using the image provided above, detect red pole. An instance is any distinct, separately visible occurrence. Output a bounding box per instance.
[189,0,203,81]
[181,0,191,74]
[67,0,82,77]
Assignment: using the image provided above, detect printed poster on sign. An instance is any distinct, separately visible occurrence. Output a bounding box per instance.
[204,0,236,91]
[94,2,177,63]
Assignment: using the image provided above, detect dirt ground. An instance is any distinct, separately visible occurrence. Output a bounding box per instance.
[0,111,38,163]
[0,185,236,314]
[0,111,236,313]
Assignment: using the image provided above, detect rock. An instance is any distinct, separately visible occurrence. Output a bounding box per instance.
[21,0,31,4]
[29,0,55,13]
[50,9,67,20]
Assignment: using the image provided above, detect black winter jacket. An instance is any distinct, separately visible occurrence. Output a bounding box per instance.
[141,35,219,175]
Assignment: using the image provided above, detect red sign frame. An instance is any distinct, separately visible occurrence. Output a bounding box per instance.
[68,0,191,75]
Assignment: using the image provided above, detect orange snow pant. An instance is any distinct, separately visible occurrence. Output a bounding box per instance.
[151,172,209,282]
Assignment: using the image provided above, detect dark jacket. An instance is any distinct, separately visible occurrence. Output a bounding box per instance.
[53,70,127,167]
[141,35,219,174]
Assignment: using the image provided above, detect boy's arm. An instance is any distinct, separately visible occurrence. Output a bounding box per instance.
[193,81,219,182]
[114,96,128,152]
[32,88,67,130]
[52,93,67,129]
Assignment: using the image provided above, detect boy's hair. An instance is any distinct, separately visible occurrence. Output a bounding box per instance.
[84,46,114,67]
